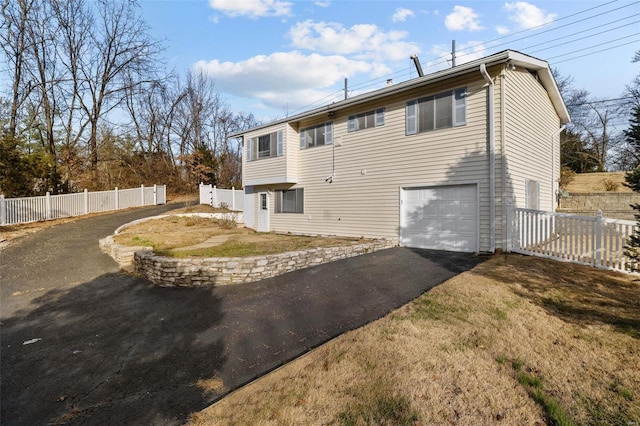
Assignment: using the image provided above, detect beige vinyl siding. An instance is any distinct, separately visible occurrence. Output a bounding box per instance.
[267,73,494,252]
[243,125,292,185]
[285,123,298,180]
[504,67,560,215]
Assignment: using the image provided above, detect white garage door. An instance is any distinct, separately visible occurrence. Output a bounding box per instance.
[401,184,478,252]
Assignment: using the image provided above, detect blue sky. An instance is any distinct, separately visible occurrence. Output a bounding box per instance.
[141,0,640,122]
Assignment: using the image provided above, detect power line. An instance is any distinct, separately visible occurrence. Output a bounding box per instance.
[450,0,638,62]
[566,97,637,107]
[552,38,640,64]
[527,19,640,56]
[284,1,639,116]
[547,33,640,61]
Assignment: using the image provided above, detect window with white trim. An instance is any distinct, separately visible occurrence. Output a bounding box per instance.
[300,122,333,149]
[348,108,385,132]
[275,188,304,213]
[246,130,284,161]
[526,179,540,210]
[406,87,466,135]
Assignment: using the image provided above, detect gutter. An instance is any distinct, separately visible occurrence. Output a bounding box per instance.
[552,125,566,209]
[500,67,507,251]
[229,50,557,138]
[480,63,495,253]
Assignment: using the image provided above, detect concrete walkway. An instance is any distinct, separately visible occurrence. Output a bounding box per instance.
[0,205,484,425]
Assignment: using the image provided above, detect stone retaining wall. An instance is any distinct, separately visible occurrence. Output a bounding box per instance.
[134,239,399,287]
[99,235,151,269]
[558,192,640,221]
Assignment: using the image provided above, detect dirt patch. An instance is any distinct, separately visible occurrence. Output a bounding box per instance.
[190,254,640,426]
[564,171,632,193]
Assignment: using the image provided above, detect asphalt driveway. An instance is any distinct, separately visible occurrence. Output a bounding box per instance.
[0,205,484,425]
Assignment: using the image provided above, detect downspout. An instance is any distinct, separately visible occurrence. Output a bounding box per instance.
[552,125,566,210]
[480,63,495,253]
[500,67,507,252]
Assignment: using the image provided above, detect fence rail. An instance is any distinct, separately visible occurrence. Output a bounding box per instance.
[507,206,638,274]
[199,183,243,211]
[0,185,166,226]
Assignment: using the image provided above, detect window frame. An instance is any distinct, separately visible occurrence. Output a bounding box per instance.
[300,122,333,150]
[246,129,284,161]
[405,87,467,135]
[348,108,385,132]
[525,179,540,210]
[274,188,304,214]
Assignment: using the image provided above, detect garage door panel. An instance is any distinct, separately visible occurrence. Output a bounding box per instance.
[401,184,478,253]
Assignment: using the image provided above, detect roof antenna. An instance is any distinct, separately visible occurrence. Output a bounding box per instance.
[452,40,457,67]
[410,54,424,77]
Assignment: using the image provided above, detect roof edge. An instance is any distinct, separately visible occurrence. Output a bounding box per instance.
[231,50,569,137]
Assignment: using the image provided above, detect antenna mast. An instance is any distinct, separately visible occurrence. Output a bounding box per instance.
[452,40,456,67]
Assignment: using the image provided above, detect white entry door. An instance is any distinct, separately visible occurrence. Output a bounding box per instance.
[401,184,478,252]
[257,192,269,232]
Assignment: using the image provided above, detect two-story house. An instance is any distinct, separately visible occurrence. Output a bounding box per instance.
[231,50,570,253]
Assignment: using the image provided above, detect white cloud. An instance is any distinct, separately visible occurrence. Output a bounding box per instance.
[429,41,488,71]
[208,0,292,18]
[445,6,483,31]
[209,15,220,24]
[496,25,509,35]
[194,51,390,111]
[504,2,556,29]
[392,8,415,23]
[288,20,419,62]
[314,1,330,7]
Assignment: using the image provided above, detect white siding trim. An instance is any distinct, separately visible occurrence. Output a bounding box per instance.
[245,176,299,186]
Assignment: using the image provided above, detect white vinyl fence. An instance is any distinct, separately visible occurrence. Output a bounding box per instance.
[507,206,638,274]
[0,185,166,226]
[199,183,243,211]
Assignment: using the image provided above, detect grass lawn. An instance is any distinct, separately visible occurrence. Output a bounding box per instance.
[113,206,365,257]
[189,254,640,426]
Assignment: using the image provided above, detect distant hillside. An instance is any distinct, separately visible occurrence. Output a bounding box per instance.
[564,171,633,193]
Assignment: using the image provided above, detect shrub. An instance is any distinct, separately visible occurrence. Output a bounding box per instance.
[602,178,619,192]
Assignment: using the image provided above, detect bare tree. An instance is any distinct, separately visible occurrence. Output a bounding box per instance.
[51,0,92,163]
[77,0,163,184]
[24,0,61,157]
[0,0,36,139]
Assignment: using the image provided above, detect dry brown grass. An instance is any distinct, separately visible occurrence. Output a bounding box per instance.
[113,215,251,250]
[564,172,632,193]
[189,254,640,426]
[113,214,363,257]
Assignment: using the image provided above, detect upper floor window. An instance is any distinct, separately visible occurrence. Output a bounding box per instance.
[300,122,333,150]
[348,108,385,132]
[406,87,466,135]
[246,130,284,161]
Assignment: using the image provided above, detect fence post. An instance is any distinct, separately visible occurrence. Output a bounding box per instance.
[115,187,119,210]
[45,191,52,220]
[84,189,89,214]
[153,184,157,205]
[594,209,603,267]
[141,184,145,206]
[199,182,203,205]
[208,184,213,207]
[231,187,235,210]
[0,195,5,226]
